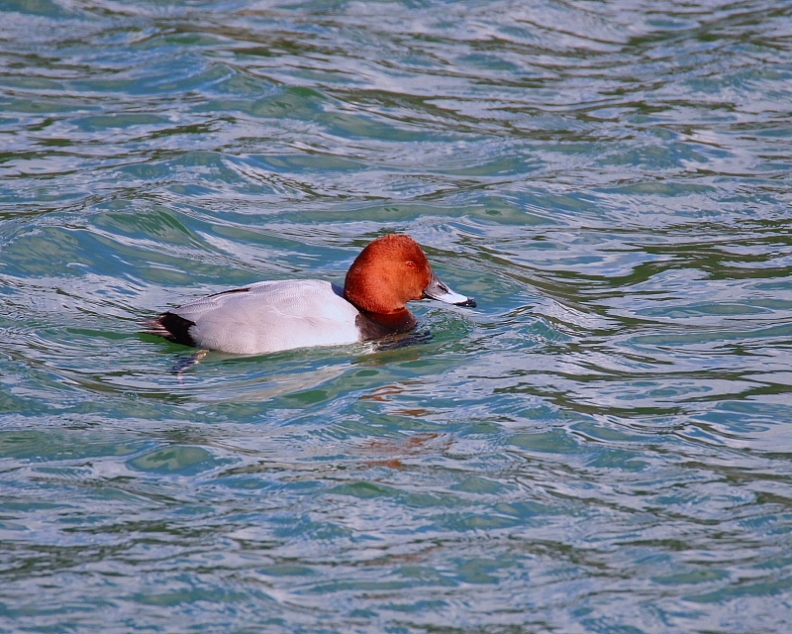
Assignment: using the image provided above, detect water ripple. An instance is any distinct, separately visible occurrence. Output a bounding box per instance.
[2,0,792,632]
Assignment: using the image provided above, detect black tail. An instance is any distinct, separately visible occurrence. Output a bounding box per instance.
[141,312,197,347]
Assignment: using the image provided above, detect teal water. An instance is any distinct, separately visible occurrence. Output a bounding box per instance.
[1,0,791,632]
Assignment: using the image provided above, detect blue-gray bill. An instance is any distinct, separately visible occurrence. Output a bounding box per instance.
[423,273,477,308]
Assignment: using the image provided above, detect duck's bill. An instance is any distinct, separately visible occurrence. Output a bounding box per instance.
[423,273,477,308]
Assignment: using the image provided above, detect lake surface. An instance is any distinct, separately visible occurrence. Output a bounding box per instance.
[1,0,791,632]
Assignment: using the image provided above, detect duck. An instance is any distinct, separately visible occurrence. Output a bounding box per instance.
[143,233,476,355]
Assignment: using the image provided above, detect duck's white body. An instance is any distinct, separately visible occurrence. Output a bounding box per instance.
[162,280,363,355]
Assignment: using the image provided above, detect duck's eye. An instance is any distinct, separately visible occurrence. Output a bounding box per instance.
[405,261,416,269]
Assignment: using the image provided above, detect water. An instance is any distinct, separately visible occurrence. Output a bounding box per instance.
[1,0,791,631]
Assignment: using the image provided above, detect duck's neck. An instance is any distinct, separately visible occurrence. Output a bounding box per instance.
[354,307,418,340]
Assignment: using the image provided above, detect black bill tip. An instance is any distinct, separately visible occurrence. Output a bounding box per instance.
[455,297,477,308]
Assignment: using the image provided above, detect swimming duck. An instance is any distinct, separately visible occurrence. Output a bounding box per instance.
[143,233,476,355]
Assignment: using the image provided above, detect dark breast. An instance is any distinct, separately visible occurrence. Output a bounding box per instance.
[355,310,418,340]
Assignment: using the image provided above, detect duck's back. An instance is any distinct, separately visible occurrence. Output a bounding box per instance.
[168,280,362,354]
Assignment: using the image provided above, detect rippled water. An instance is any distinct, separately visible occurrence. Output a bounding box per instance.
[2,0,792,631]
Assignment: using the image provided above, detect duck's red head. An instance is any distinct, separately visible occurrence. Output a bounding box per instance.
[343,234,476,316]
[344,234,432,314]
